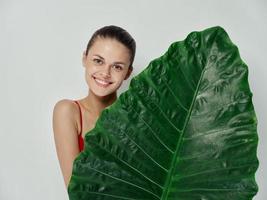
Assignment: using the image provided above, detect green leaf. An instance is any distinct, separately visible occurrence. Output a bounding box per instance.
[68,26,259,200]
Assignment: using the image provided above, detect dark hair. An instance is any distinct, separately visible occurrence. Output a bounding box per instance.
[85,25,136,68]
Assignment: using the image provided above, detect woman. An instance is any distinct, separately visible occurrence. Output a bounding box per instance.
[52,25,136,188]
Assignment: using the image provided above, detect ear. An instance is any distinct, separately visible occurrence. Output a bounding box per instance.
[124,66,133,80]
[82,51,87,68]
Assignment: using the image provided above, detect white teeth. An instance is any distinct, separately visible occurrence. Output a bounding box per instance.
[95,78,110,85]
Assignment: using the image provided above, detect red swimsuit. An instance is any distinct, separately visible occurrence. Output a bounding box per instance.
[73,100,84,152]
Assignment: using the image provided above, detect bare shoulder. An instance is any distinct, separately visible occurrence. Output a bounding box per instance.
[52,99,80,136]
[53,99,77,115]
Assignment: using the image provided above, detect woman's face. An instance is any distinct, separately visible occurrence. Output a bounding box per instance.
[82,36,133,97]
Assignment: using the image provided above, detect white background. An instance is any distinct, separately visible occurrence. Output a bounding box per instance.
[1,0,266,199]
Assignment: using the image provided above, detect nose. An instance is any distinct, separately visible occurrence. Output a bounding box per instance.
[100,64,111,78]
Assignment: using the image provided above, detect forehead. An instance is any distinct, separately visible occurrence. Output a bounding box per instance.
[88,37,130,62]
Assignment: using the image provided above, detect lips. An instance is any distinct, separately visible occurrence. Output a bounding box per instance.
[93,76,113,87]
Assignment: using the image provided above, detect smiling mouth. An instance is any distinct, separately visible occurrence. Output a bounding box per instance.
[93,76,113,87]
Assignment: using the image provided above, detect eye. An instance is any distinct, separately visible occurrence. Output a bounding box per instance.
[93,58,103,65]
[113,65,123,71]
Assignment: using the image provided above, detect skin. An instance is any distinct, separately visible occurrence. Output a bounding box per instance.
[52,36,133,189]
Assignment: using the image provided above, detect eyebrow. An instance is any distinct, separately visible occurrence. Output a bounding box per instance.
[93,54,126,65]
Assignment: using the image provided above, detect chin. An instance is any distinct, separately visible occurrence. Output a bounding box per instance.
[90,87,116,98]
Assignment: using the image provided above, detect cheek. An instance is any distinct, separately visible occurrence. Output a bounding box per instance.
[85,69,94,82]
[85,66,95,76]
[112,72,126,82]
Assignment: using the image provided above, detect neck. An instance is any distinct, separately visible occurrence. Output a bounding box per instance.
[83,90,117,116]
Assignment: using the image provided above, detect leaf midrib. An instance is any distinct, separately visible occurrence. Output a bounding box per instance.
[160,29,220,199]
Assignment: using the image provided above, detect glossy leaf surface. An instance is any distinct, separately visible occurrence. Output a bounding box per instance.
[68,26,259,200]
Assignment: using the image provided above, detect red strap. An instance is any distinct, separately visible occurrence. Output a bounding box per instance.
[78,134,84,152]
